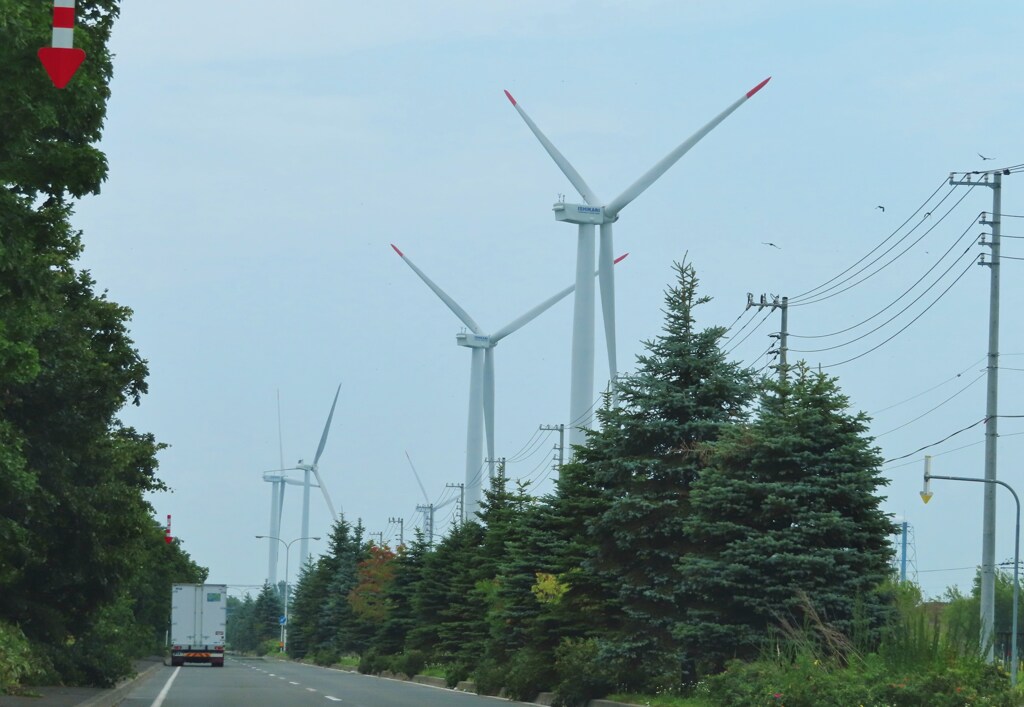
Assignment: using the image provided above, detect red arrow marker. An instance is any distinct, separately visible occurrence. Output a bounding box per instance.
[38,0,86,88]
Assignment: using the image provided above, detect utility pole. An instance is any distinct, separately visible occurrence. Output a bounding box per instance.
[950,167,1006,660]
[416,504,434,546]
[746,293,788,377]
[445,483,465,525]
[540,424,565,470]
[370,531,384,547]
[388,516,404,547]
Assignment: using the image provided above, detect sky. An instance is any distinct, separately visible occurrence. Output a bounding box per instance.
[67,0,1024,600]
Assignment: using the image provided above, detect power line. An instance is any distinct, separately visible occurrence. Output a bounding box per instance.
[789,213,981,338]
[790,177,949,302]
[791,188,979,307]
[821,254,977,367]
[872,357,986,415]
[725,308,774,356]
[882,418,986,464]
[873,372,986,438]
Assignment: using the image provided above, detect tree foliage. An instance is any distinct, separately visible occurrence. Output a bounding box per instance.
[0,1,210,687]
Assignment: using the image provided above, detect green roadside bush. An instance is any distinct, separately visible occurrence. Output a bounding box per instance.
[0,623,43,693]
[443,661,471,688]
[309,648,339,666]
[390,649,426,677]
[504,647,557,702]
[552,638,617,707]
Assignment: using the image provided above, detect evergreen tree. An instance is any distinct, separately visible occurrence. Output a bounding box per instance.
[676,363,895,673]
[573,261,755,688]
[286,557,329,659]
[409,520,485,665]
[250,582,285,649]
[372,530,429,656]
[320,517,368,654]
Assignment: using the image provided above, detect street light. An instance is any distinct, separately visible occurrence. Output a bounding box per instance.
[255,534,320,653]
[922,456,1020,686]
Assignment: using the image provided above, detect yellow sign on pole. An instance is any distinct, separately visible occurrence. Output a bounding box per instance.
[920,491,933,504]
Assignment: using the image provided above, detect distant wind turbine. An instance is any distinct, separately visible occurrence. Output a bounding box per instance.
[504,77,770,452]
[392,244,626,518]
[262,384,341,581]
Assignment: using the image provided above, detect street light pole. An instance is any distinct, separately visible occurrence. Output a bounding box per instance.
[256,534,320,653]
[923,458,1019,686]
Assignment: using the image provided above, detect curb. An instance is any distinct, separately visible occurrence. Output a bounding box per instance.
[77,659,165,707]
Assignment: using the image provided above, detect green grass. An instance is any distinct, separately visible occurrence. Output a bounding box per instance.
[417,663,447,678]
[605,694,713,707]
[337,654,360,668]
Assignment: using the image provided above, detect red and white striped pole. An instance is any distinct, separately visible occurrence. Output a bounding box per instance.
[164,514,173,545]
[38,0,86,89]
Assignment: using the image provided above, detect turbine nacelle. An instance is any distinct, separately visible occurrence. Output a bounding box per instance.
[457,332,493,349]
[552,202,618,225]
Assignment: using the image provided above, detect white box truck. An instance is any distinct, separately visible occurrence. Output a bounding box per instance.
[170,583,227,667]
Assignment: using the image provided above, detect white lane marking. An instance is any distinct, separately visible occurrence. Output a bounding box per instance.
[289,681,300,685]
[326,697,343,702]
[268,673,276,677]
[306,687,317,692]
[150,666,181,707]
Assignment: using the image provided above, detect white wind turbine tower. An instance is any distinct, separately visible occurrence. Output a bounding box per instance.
[505,77,770,452]
[262,384,341,584]
[392,244,625,518]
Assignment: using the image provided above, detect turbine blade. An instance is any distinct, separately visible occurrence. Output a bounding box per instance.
[483,348,495,480]
[404,451,431,505]
[313,384,341,466]
[491,252,628,342]
[604,77,771,217]
[311,466,339,521]
[504,89,602,206]
[599,223,617,397]
[392,244,483,334]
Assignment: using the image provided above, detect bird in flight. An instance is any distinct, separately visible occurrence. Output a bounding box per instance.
[876,205,885,212]
[762,242,781,249]
[979,153,995,161]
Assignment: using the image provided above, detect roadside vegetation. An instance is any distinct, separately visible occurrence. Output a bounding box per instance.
[253,262,1024,706]
[5,1,1022,703]
[0,0,208,694]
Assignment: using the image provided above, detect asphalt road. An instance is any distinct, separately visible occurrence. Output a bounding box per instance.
[116,657,534,707]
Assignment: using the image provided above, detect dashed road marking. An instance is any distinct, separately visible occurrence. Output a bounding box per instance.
[289,681,300,685]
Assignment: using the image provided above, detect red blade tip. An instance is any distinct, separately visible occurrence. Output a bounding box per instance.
[613,253,629,264]
[503,89,516,106]
[746,77,771,99]
[390,244,404,257]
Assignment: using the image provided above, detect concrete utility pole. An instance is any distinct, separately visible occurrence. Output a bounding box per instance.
[540,424,565,471]
[445,483,465,525]
[416,503,434,546]
[370,531,384,547]
[388,516,404,547]
[746,293,788,377]
[950,168,1006,659]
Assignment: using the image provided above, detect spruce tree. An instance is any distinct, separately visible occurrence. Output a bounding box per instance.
[572,261,755,688]
[676,363,896,672]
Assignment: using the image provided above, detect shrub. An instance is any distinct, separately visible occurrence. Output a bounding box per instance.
[255,639,280,657]
[504,648,556,701]
[0,623,42,693]
[444,661,471,688]
[310,648,339,666]
[552,638,616,707]
[390,649,426,678]
[358,649,390,675]
[472,660,505,695]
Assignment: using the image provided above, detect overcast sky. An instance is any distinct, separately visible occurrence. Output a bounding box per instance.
[70,1,1024,600]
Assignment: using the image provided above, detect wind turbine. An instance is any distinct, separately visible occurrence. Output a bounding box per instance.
[294,384,341,566]
[261,384,341,583]
[504,77,770,452]
[392,244,625,518]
